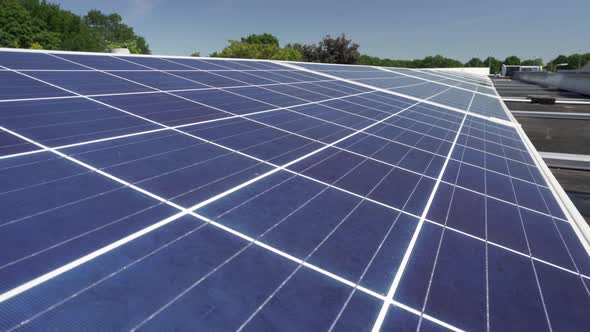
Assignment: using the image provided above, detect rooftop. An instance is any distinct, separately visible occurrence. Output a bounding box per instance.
[492,76,590,221]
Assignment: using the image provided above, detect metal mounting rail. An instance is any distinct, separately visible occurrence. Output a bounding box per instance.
[540,152,590,171]
[503,97,590,105]
[512,111,590,120]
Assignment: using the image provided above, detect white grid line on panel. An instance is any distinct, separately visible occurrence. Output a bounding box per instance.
[377,67,498,97]
[278,61,517,128]
[371,89,473,332]
[0,125,463,332]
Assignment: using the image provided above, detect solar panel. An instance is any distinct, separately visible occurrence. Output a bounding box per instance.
[0,49,589,331]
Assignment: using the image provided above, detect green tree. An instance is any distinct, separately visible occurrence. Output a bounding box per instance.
[415,55,463,68]
[359,54,462,68]
[566,53,585,69]
[547,54,573,71]
[0,0,39,48]
[465,57,484,67]
[300,34,360,64]
[284,42,303,52]
[358,54,382,66]
[0,0,146,53]
[211,40,302,61]
[520,58,543,66]
[552,55,569,64]
[241,33,279,47]
[483,56,502,74]
[190,52,201,57]
[503,55,521,65]
[547,53,590,71]
[84,10,150,54]
[29,41,44,49]
[21,0,101,51]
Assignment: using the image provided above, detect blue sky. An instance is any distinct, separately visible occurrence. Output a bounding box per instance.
[55,0,588,62]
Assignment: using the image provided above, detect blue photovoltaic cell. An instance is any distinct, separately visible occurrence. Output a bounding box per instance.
[171,58,232,70]
[0,49,589,331]
[245,70,303,83]
[110,71,210,90]
[95,92,227,126]
[430,87,474,110]
[61,130,275,208]
[0,151,179,293]
[429,70,494,88]
[0,52,86,70]
[388,68,466,87]
[171,70,249,87]
[176,89,272,114]
[469,93,510,120]
[25,71,153,95]
[264,84,329,102]
[0,71,73,100]
[292,62,380,72]
[213,70,277,85]
[205,59,259,70]
[53,53,148,70]
[290,82,351,98]
[0,98,159,147]
[228,86,304,107]
[273,69,329,82]
[0,128,39,156]
[288,63,514,122]
[392,82,450,99]
[119,56,191,70]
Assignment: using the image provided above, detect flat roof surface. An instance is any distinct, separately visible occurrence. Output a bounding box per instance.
[492,77,590,224]
[491,77,590,155]
[505,101,590,113]
[492,77,590,99]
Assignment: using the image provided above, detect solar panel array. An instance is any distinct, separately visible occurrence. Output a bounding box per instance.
[0,49,589,331]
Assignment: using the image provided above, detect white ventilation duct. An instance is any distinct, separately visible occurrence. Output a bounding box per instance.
[110,48,131,54]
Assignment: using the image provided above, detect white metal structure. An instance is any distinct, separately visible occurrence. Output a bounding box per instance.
[502,64,543,77]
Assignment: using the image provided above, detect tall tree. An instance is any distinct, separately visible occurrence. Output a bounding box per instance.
[0,0,147,53]
[465,57,483,67]
[0,0,39,48]
[359,54,463,68]
[520,58,543,66]
[416,55,463,68]
[301,34,360,64]
[84,10,150,54]
[548,54,569,71]
[284,42,303,55]
[547,53,590,71]
[503,55,521,65]
[483,57,502,74]
[241,33,279,47]
[211,40,301,61]
[566,53,587,69]
[21,0,101,51]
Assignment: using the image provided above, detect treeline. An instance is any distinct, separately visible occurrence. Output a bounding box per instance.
[463,54,590,73]
[208,34,463,68]
[206,33,485,70]
[1,0,587,72]
[207,33,363,63]
[359,54,463,69]
[208,33,589,73]
[0,0,150,53]
[542,54,590,71]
